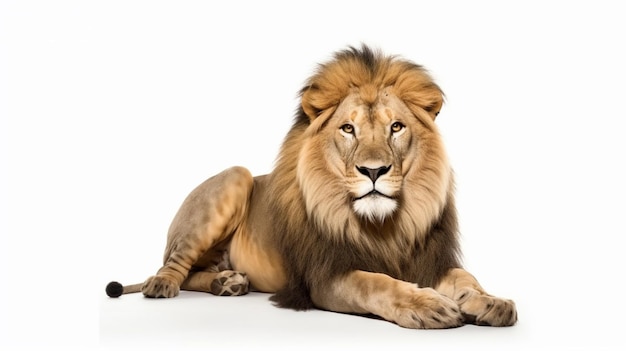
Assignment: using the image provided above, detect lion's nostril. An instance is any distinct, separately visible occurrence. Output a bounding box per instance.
[356,165,391,183]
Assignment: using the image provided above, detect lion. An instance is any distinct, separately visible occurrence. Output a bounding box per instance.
[105,45,517,329]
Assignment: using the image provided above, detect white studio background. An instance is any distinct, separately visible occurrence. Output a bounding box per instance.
[1,1,625,350]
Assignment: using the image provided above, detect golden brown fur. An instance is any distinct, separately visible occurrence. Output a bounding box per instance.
[106,45,517,329]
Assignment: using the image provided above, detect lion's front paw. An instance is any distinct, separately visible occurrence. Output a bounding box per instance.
[456,288,517,327]
[393,287,463,329]
[141,275,180,298]
[210,270,249,296]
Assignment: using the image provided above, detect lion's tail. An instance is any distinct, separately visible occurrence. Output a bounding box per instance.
[105,281,143,298]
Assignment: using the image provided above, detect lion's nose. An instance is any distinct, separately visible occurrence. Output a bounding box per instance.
[356,165,391,183]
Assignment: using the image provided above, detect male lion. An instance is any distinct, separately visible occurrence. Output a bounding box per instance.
[106,45,517,329]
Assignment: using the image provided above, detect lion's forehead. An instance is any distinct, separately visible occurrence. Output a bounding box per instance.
[339,92,407,127]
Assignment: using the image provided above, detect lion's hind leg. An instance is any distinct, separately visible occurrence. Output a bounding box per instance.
[181,271,250,296]
[181,251,250,296]
[436,268,517,327]
[141,166,254,298]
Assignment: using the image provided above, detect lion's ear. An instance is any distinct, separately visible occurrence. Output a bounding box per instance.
[301,85,329,121]
[425,91,443,120]
[400,83,444,121]
[301,88,319,121]
[391,65,445,121]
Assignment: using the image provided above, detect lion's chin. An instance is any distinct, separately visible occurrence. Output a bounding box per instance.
[352,194,397,222]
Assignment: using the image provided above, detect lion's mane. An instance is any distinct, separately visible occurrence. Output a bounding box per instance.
[267,45,461,310]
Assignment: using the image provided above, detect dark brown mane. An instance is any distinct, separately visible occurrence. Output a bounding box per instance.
[269,191,461,310]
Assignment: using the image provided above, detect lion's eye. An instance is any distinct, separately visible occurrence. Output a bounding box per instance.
[340,124,354,134]
[391,122,405,133]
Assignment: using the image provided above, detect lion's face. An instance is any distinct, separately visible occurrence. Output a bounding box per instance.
[297,86,448,231]
[329,89,414,221]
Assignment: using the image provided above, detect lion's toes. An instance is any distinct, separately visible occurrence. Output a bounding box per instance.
[394,288,463,329]
[474,297,517,327]
[141,275,180,298]
[210,270,249,296]
[456,289,517,327]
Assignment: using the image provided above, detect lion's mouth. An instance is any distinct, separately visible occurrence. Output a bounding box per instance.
[353,190,394,201]
[352,190,398,221]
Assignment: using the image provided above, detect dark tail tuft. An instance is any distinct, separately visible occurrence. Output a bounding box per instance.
[106,281,124,298]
